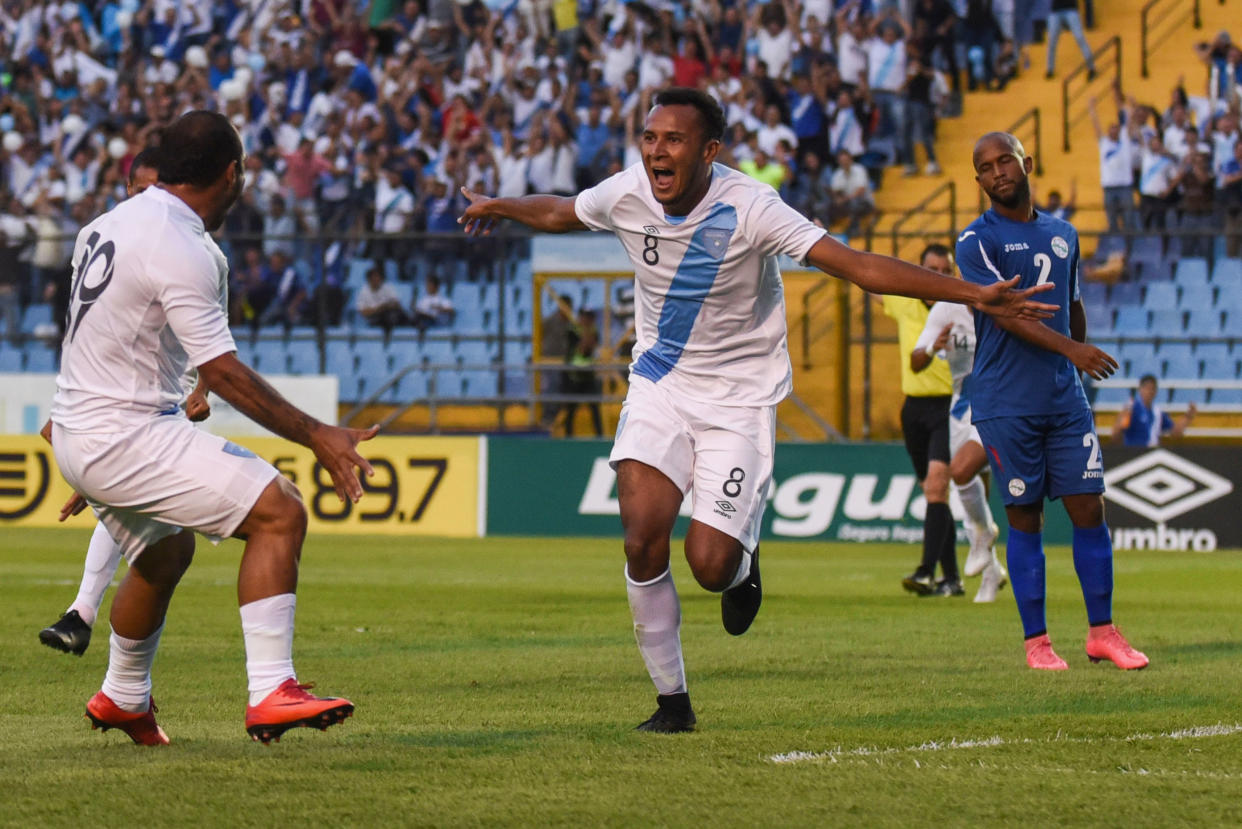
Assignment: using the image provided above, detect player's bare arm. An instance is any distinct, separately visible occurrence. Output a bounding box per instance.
[991,314,1119,380]
[805,235,1057,320]
[198,352,378,502]
[457,188,588,236]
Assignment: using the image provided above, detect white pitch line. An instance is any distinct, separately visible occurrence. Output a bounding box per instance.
[769,723,1242,765]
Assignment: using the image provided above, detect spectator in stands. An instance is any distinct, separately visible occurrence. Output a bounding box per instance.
[912,0,961,94]
[562,307,604,438]
[257,250,307,329]
[1112,375,1196,447]
[30,184,76,337]
[1178,148,1217,257]
[1138,134,1179,231]
[788,150,835,223]
[1045,0,1095,80]
[1090,93,1137,232]
[961,0,1002,92]
[412,274,456,330]
[864,8,910,163]
[1037,180,1077,221]
[356,266,411,331]
[739,146,791,191]
[902,51,943,176]
[539,293,575,426]
[1219,140,1242,257]
[373,165,416,279]
[827,89,866,159]
[262,193,298,259]
[0,220,25,343]
[830,148,875,236]
[282,137,333,234]
[992,38,1019,90]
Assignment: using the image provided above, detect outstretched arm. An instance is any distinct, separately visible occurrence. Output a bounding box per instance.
[198,352,377,502]
[457,187,588,235]
[804,235,1058,320]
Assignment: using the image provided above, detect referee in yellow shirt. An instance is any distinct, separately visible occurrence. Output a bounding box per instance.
[882,243,961,597]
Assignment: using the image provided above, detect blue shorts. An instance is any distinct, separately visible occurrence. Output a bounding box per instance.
[975,408,1106,506]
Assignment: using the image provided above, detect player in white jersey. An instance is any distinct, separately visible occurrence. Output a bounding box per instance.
[911,244,1007,604]
[37,149,210,656]
[48,111,377,745]
[458,88,1056,732]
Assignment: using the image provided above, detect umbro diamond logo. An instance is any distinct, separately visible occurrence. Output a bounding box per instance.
[715,501,736,513]
[1103,449,1234,523]
[643,225,660,235]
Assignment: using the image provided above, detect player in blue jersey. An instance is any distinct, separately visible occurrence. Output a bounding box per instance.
[459,90,1057,732]
[959,131,1149,671]
[1112,374,1196,447]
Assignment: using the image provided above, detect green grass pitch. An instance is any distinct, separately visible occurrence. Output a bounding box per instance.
[2,528,1240,827]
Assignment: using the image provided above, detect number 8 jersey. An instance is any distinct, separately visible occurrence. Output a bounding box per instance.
[51,187,234,433]
[574,162,826,407]
[955,208,1089,421]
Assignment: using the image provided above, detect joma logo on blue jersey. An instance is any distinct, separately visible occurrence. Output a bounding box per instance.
[1003,242,1030,252]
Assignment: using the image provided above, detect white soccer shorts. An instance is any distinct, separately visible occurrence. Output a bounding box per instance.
[52,415,280,563]
[949,405,983,458]
[609,375,774,552]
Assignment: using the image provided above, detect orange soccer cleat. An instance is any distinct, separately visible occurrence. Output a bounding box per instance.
[1024,633,1069,671]
[1085,624,1149,670]
[85,692,169,746]
[244,679,354,744]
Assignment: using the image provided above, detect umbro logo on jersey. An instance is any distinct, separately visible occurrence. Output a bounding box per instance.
[643,225,660,235]
[1003,242,1030,252]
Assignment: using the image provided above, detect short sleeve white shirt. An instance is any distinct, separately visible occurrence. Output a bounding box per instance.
[865,38,906,92]
[51,187,234,433]
[914,301,975,405]
[1098,135,1133,188]
[573,163,826,406]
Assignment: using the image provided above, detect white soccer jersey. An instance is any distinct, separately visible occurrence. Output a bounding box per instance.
[574,162,826,406]
[914,300,976,409]
[51,187,234,433]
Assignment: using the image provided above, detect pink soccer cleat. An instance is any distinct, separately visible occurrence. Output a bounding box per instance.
[85,692,169,746]
[1085,624,1149,670]
[245,679,354,744]
[1024,633,1069,671]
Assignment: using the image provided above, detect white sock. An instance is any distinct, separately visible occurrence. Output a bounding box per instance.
[723,549,753,592]
[626,567,686,696]
[240,593,297,706]
[69,523,124,627]
[101,624,163,713]
[955,475,994,531]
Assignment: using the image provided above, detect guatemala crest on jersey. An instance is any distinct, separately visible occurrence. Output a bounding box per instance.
[701,227,731,260]
[1050,236,1069,259]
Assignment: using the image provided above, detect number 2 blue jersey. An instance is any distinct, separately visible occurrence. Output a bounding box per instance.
[955,209,1087,421]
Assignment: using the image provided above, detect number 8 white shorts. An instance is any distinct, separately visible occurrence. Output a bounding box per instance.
[52,415,280,563]
[608,375,774,552]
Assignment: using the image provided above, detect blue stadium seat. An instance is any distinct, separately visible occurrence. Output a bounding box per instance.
[430,367,464,399]
[422,338,456,367]
[1095,234,1126,258]
[1091,386,1130,406]
[1222,312,1242,337]
[1195,341,1232,363]
[1216,281,1242,311]
[1129,236,1163,270]
[1108,282,1143,307]
[324,340,355,377]
[1080,281,1107,306]
[1212,258,1242,285]
[353,339,389,373]
[254,340,289,374]
[1176,258,1209,285]
[1148,309,1185,337]
[1178,282,1214,310]
[480,282,500,311]
[1170,387,1207,404]
[1119,341,1157,375]
[1086,302,1113,334]
[1159,344,1198,378]
[390,282,414,310]
[450,281,480,308]
[20,304,53,336]
[502,340,531,366]
[461,368,497,398]
[234,340,257,367]
[1136,260,1173,283]
[287,342,320,374]
[336,370,363,401]
[1186,309,1222,335]
[0,344,23,371]
[23,343,56,372]
[1112,305,1149,334]
[453,303,486,335]
[1143,281,1178,310]
[386,338,422,369]
[1200,355,1237,379]
[1210,388,1242,405]
[456,339,496,366]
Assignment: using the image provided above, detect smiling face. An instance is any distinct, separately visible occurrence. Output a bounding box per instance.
[973,133,1033,210]
[641,103,720,216]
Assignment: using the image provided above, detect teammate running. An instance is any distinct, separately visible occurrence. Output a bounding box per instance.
[910,245,1007,603]
[459,89,1058,730]
[50,111,377,745]
[958,131,1148,670]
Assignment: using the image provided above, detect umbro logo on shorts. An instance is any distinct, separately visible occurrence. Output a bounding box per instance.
[714,500,736,519]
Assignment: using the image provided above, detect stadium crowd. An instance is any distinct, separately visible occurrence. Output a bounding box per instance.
[0,0,1183,340]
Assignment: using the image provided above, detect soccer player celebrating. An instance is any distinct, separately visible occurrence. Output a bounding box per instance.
[50,111,377,745]
[909,245,1007,603]
[958,131,1147,670]
[459,89,1056,731]
[37,147,207,657]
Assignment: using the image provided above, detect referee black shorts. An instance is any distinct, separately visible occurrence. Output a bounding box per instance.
[900,395,951,482]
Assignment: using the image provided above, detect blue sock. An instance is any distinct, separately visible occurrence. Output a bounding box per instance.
[1006,527,1047,638]
[1072,523,1114,627]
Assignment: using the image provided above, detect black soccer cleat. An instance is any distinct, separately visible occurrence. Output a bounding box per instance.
[932,578,965,597]
[635,692,696,734]
[721,545,762,636]
[39,610,92,655]
[901,572,936,596]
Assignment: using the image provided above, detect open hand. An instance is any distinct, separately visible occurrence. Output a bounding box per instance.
[58,492,90,522]
[1069,342,1119,380]
[458,187,497,236]
[974,276,1058,320]
[310,423,380,503]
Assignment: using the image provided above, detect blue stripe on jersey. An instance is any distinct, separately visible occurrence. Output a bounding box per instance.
[633,202,737,383]
[952,373,972,419]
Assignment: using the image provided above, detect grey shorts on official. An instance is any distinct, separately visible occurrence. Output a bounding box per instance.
[609,375,774,552]
[52,416,280,563]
